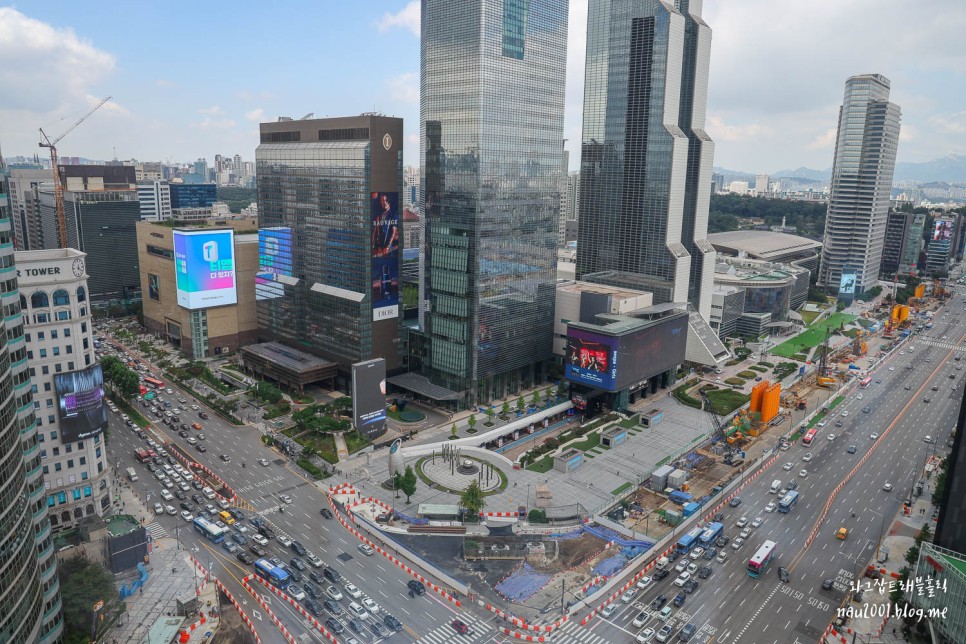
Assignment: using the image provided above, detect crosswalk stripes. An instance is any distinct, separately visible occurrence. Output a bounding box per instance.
[553,619,611,644]
[919,339,965,352]
[145,522,167,540]
[416,615,492,644]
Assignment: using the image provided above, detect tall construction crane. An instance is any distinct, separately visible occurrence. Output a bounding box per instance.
[38,96,113,248]
[700,389,737,465]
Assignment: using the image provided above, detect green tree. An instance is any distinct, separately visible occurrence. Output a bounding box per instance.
[393,471,404,498]
[528,509,548,523]
[451,423,457,438]
[467,414,477,431]
[933,457,949,506]
[58,555,116,641]
[531,391,540,406]
[545,387,553,400]
[402,284,419,309]
[400,465,418,503]
[253,381,283,404]
[516,397,525,412]
[485,407,495,425]
[460,480,486,519]
[501,402,511,418]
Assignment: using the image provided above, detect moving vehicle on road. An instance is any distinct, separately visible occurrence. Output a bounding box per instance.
[747,540,777,578]
[676,528,704,555]
[254,558,290,590]
[193,516,227,544]
[777,490,799,513]
[144,377,165,389]
[802,428,818,446]
[698,522,723,548]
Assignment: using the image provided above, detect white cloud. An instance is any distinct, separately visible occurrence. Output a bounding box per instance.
[245,108,266,123]
[929,112,966,135]
[388,72,419,103]
[86,94,130,117]
[806,128,838,151]
[198,105,223,116]
[194,117,237,130]
[706,115,773,143]
[376,1,420,36]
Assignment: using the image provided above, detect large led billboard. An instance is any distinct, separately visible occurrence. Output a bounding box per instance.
[565,329,618,390]
[934,220,954,241]
[614,314,688,391]
[371,192,400,321]
[256,227,293,300]
[838,270,856,296]
[173,229,237,309]
[351,359,388,439]
[55,365,109,442]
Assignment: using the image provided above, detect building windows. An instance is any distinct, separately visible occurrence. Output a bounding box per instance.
[53,347,60,356]
[57,311,70,321]
[42,366,48,375]
[31,291,49,308]
[67,460,74,469]
[26,351,33,360]
[50,330,58,339]
[52,289,70,306]
[76,286,86,302]
[52,447,59,456]
[68,361,74,370]
[54,463,61,472]
[37,331,45,341]
[48,415,55,424]
[66,346,72,354]
[39,349,46,358]
[55,364,62,373]
[64,328,71,337]
[40,449,46,459]
[44,383,51,392]
[46,399,53,408]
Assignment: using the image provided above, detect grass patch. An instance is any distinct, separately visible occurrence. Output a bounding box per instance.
[611,482,633,496]
[263,402,291,420]
[724,377,746,386]
[703,389,750,415]
[841,328,860,339]
[757,361,775,368]
[772,312,857,358]
[672,380,702,409]
[565,432,600,452]
[619,417,638,429]
[725,358,744,366]
[296,458,330,480]
[343,430,370,455]
[798,309,822,325]
[737,370,758,379]
[749,365,768,373]
[792,353,809,362]
[527,456,554,473]
[283,427,339,464]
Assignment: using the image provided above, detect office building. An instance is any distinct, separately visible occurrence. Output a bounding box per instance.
[712,256,808,326]
[711,172,724,195]
[170,183,217,210]
[755,174,770,195]
[707,230,823,280]
[926,215,957,275]
[4,164,50,250]
[566,172,580,222]
[819,74,901,298]
[403,165,420,211]
[558,148,570,247]
[0,189,64,641]
[709,285,745,339]
[137,218,259,358]
[137,180,172,221]
[881,210,912,276]
[901,212,926,273]
[255,114,404,392]
[36,166,141,302]
[135,161,163,181]
[576,0,716,322]
[411,0,566,408]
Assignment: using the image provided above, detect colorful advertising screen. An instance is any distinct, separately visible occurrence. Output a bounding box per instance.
[173,229,237,309]
[256,227,293,300]
[934,220,954,241]
[838,270,856,296]
[351,359,388,439]
[55,365,108,442]
[371,192,400,321]
[565,328,618,390]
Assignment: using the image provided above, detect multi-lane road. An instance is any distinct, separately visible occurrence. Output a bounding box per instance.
[584,297,964,644]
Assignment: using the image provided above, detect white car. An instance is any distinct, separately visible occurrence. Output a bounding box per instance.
[160,489,174,501]
[782,462,793,471]
[889,366,895,371]
[358,543,375,556]
[166,388,174,395]
[187,437,197,445]
[277,534,293,547]
[739,527,752,539]
[279,494,293,504]
[736,517,749,528]
[686,562,698,575]
[674,559,689,573]
[344,583,363,599]
[258,458,270,466]
[347,601,369,621]
[153,503,165,514]
[870,432,879,440]
[751,517,764,528]
[764,502,776,513]
[361,597,380,613]
[633,611,649,627]
[307,553,324,568]
[637,627,656,642]
[166,505,177,515]
[731,537,745,550]
[689,547,704,560]
[601,603,617,618]
[180,510,193,522]
[288,585,306,601]
[164,480,175,490]
[252,534,268,546]
[802,453,813,463]
[636,575,652,590]
[621,588,637,603]
[326,586,343,601]
[883,483,893,491]
[799,469,808,478]
[191,404,199,410]
[840,411,848,417]
[673,572,691,587]
[827,433,835,441]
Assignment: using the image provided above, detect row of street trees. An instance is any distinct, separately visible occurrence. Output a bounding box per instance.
[100,355,140,398]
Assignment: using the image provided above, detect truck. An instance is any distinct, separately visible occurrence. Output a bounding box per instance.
[655,556,670,571]
[817,377,837,388]
[126,467,138,482]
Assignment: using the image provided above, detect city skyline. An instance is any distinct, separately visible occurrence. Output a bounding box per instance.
[1,1,964,172]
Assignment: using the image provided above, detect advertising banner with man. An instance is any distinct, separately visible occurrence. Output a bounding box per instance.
[371,192,400,321]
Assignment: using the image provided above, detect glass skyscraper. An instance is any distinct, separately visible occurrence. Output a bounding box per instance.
[818,74,901,296]
[576,0,716,321]
[420,0,567,406]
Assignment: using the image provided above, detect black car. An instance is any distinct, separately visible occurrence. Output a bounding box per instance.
[729,497,742,508]
[192,481,203,490]
[325,617,344,634]
[847,445,857,454]
[778,567,790,583]
[258,526,276,540]
[320,508,333,519]
[303,582,323,600]
[323,600,343,616]
[715,535,729,547]
[702,547,716,560]
[383,614,403,632]
[862,407,871,413]
[152,456,163,465]
[219,454,230,462]
[199,412,209,419]
[179,430,189,438]
[282,565,302,583]
[146,463,157,473]
[303,598,324,617]
[653,568,670,581]
[196,444,207,452]
[191,494,205,505]
[250,544,267,558]
[348,618,365,634]
[250,517,265,529]
[370,623,391,638]
[236,551,254,565]
[323,566,342,583]
[673,593,686,607]
[649,594,668,610]
[137,431,148,439]
[698,565,713,579]
[180,501,194,512]
[683,579,699,594]
[231,532,247,545]
[289,557,307,571]
[228,508,246,522]
[822,578,834,590]
[309,571,326,586]
[786,481,798,491]
[291,540,307,556]
[407,579,425,595]
[668,550,681,562]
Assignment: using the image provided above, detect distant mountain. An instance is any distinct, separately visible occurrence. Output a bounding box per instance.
[712,166,756,181]
[893,155,966,183]
[771,167,832,183]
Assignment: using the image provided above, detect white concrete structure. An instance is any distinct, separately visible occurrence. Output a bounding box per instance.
[137,180,172,221]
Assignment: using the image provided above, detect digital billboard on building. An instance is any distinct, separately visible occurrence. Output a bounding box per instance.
[173,229,237,309]
[614,314,688,391]
[256,227,293,300]
[934,220,954,241]
[838,270,856,296]
[351,359,388,439]
[55,365,109,442]
[565,329,618,390]
[370,192,400,321]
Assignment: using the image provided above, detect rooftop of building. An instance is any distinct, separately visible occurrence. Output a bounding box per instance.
[14,248,85,262]
[556,279,649,300]
[707,230,823,261]
[241,342,335,374]
[714,258,802,285]
[106,514,143,538]
[569,309,688,337]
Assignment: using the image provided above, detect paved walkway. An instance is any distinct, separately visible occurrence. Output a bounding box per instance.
[334,431,349,461]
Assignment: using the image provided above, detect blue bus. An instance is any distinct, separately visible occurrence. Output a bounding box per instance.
[193,516,227,543]
[698,522,724,547]
[777,491,799,513]
[676,527,704,554]
[254,558,290,590]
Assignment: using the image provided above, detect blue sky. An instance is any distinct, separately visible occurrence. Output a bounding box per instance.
[2,1,966,173]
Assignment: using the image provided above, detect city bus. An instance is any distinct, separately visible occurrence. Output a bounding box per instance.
[676,527,704,555]
[254,558,290,590]
[859,377,873,388]
[193,516,227,543]
[777,490,799,514]
[747,540,778,578]
[143,377,165,390]
[698,522,724,548]
[802,428,818,446]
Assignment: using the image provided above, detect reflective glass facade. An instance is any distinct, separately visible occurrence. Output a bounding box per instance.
[421,0,567,405]
[256,116,404,377]
[577,0,715,320]
[0,185,62,642]
[819,74,901,294]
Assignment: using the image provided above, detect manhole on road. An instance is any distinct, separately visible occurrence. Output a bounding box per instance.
[337,553,353,563]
